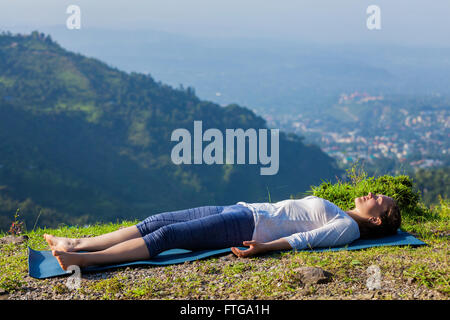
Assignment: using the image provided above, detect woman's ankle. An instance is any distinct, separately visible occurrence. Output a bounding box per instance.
[71,238,84,251]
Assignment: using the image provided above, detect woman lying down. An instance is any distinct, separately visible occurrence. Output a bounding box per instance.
[44,193,401,270]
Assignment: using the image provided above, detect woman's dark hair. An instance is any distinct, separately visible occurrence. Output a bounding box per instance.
[358,199,402,239]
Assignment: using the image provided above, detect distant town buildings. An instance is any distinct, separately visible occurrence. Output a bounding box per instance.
[265,92,449,171]
[338,91,384,104]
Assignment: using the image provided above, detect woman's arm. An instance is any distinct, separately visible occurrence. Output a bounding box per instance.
[231,238,292,258]
[263,238,292,251]
[283,218,359,251]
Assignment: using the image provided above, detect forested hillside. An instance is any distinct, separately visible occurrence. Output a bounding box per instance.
[0,31,342,231]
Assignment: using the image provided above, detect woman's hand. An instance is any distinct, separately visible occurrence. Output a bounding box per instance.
[231,240,267,258]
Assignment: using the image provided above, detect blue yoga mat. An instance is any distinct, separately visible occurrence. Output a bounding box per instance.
[28,230,426,279]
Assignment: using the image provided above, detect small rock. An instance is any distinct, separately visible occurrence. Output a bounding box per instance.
[292,266,333,284]
[0,235,29,245]
[219,253,235,261]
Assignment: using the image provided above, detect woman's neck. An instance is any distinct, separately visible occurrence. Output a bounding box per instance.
[345,208,365,226]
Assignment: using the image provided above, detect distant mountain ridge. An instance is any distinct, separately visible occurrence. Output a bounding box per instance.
[14,26,450,118]
[0,31,341,231]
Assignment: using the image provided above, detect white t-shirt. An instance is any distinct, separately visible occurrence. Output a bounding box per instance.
[237,195,360,250]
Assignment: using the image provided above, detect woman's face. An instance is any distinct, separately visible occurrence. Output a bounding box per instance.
[354,192,394,219]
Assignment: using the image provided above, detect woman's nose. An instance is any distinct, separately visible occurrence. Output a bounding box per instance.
[368,192,374,198]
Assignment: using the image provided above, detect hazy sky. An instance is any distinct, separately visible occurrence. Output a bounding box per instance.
[1,0,450,47]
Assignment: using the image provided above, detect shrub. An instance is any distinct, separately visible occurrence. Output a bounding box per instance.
[8,209,25,236]
[307,163,434,222]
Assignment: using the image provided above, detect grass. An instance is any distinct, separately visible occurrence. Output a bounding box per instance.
[0,170,449,300]
[0,214,447,300]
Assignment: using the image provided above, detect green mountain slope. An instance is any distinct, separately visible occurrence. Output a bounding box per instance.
[0,31,341,231]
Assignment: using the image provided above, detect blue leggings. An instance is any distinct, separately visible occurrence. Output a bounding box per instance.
[136,204,255,258]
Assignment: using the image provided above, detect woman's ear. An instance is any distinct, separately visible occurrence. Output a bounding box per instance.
[368,216,382,226]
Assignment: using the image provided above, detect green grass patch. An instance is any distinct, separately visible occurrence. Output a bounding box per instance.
[0,167,448,299]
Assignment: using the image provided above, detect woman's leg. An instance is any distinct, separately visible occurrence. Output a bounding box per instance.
[53,237,149,270]
[142,204,255,258]
[52,204,254,270]
[44,205,224,252]
[135,205,224,237]
[44,226,142,252]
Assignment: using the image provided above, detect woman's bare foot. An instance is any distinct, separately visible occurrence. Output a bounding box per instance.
[43,234,80,252]
[52,250,86,271]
